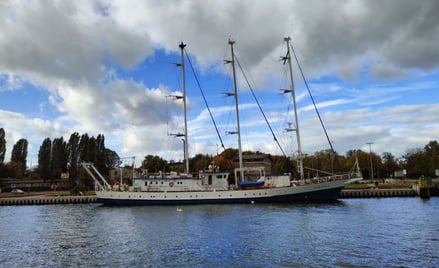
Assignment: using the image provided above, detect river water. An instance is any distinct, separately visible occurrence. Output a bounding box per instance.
[0,198,438,267]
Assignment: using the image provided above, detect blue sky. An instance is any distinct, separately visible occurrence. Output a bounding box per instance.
[1,0,438,167]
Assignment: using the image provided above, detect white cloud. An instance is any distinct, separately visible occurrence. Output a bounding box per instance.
[1,0,439,166]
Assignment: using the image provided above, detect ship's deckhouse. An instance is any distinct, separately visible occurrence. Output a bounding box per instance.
[133,171,230,192]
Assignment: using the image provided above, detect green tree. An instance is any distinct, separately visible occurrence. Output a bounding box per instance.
[67,132,80,181]
[87,137,97,164]
[423,140,439,177]
[382,152,399,178]
[345,150,370,179]
[11,138,28,175]
[79,133,90,162]
[51,137,67,181]
[95,134,107,173]
[0,128,6,164]
[141,155,168,172]
[38,138,52,181]
[402,148,426,178]
[104,148,120,170]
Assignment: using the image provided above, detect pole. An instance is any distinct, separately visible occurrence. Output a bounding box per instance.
[229,38,244,184]
[179,42,189,174]
[284,37,304,179]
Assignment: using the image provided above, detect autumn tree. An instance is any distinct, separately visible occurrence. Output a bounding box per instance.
[271,155,292,175]
[190,154,213,173]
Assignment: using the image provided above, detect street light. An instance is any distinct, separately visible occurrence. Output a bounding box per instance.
[366,142,374,181]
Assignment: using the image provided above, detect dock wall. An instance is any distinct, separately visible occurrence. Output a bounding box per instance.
[0,195,97,206]
[339,189,416,198]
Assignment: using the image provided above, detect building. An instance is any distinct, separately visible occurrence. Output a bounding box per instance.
[234,154,272,181]
[109,166,135,184]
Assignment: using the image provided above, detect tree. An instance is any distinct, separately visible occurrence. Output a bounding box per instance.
[345,150,370,179]
[423,140,439,177]
[403,148,427,178]
[271,155,292,175]
[79,133,90,162]
[87,137,97,164]
[67,132,81,181]
[382,152,399,178]
[0,128,6,164]
[213,148,238,171]
[6,161,25,179]
[51,137,67,181]
[104,148,120,170]
[141,155,168,172]
[11,138,28,174]
[95,134,107,173]
[38,138,52,181]
[190,154,213,173]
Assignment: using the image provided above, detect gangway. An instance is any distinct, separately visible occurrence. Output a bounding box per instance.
[81,162,111,191]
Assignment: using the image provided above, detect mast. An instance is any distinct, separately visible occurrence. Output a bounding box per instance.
[226,38,244,185]
[283,37,304,179]
[179,42,189,174]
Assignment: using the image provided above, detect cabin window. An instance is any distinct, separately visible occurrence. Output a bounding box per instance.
[208,175,212,185]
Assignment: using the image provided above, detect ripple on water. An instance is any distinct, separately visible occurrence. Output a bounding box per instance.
[1,198,438,267]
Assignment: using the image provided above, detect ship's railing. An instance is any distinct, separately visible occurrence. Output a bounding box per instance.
[293,173,353,186]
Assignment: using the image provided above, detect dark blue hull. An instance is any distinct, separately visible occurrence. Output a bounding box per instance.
[97,186,345,206]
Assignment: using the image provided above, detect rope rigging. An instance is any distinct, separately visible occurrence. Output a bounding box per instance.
[233,54,287,157]
[183,48,226,151]
[289,42,342,172]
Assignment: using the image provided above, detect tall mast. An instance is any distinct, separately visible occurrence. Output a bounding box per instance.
[226,38,244,184]
[179,42,189,174]
[283,37,304,179]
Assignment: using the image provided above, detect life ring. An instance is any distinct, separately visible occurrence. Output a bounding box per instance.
[169,182,174,187]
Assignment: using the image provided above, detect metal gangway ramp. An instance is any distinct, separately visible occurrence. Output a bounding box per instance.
[81,162,111,191]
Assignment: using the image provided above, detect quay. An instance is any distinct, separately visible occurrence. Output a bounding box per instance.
[339,188,416,198]
[0,195,97,206]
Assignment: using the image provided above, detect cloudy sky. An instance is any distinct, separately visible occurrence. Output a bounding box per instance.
[1,0,438,167]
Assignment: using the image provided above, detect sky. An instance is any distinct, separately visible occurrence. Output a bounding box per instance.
[1,0,438,168]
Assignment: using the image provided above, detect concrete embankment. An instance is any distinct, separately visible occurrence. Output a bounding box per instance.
[0,195,97,206]
[340,189,416,198]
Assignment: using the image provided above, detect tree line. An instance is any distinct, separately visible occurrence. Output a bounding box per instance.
[1,126,438,188]
[0,128,120,188]
[140,141,439,181]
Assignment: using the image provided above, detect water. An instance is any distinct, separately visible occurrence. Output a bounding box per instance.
[0,198,438,267]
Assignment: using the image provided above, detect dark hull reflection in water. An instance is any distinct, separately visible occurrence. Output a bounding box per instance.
[0,198,438,267]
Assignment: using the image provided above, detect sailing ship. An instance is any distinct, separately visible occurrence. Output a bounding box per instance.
[82,37,362,205]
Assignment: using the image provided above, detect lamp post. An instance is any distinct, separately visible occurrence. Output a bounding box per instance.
[366,142,374,181]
